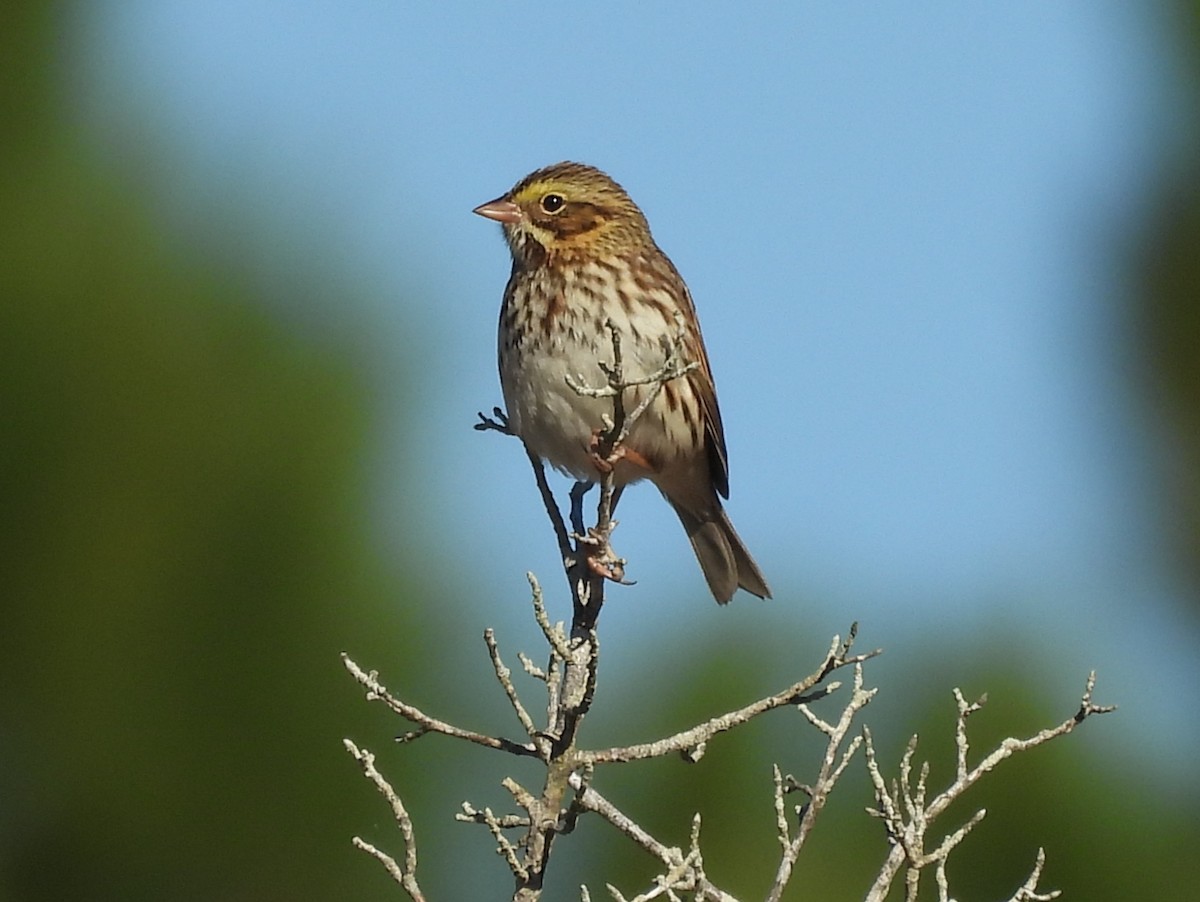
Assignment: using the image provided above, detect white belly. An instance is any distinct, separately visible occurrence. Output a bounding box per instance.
[499,268,685,485]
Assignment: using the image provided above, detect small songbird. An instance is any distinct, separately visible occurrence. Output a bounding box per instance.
[474,162,770,603]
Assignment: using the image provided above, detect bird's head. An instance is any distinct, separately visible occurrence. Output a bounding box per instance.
[474,162,652,266]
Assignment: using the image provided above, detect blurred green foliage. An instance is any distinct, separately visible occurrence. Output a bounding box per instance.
[2,2,1198,900]
[1133,0,1200,601]
[1135,179,1200,596]
[0,2,434,899]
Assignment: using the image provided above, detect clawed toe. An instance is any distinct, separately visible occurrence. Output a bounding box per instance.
[574,527,635,586]
[588,429,622,474]
[475,407,513,435]
[586,551,627,583]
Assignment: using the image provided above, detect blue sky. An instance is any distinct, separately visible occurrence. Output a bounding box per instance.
[70,3,1198,772]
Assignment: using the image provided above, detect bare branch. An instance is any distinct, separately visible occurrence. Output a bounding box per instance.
[344,740,426,901]
[863,673,1114,900]
[480,804,529,880]
[485,627,544,752]
[926,671,1115,824]
[568,771,679,863]
[583,633,879,765]
[569,773,738,902]
[342,653,538,758]
[457,802,530,830]
[518,650,548,681]
[528,572,573,660]
[1007,848,1061,902]
[766,661,876,901]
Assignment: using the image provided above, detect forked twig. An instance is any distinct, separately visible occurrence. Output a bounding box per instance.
[344,739,426,901]
[862,672,1115,901]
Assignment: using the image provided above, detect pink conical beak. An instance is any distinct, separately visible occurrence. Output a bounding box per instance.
[473,197,522,224]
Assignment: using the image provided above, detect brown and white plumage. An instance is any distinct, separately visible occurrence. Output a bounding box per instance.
[475,162,770,603]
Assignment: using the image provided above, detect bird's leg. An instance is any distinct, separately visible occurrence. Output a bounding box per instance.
[569,481,594,536]
[588,427,618,474]
[570,455,635,587]
[576,533,631,585]
[571,417,648,589]
[583,474,629,584]
[571,497,630,585]
[587,428,652,476]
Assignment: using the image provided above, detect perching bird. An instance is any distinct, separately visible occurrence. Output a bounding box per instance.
[475,162,770,603]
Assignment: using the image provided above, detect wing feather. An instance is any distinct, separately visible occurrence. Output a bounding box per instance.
[678,282,730,499]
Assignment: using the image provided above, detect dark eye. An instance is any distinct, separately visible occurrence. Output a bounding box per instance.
[540,193,565,214]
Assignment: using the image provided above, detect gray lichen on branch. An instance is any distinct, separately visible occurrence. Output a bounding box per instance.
[861,671,1116,902]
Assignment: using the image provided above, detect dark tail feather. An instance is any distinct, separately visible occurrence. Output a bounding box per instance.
[672,503,772,604]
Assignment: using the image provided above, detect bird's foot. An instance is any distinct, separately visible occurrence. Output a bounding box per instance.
[573,526,635,586]
[588,430,651,475]
[474,407,513,435]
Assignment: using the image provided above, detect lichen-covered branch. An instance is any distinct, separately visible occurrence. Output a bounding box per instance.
[581,630,878,766]
[567,771,737,902]
[862,672,1115,901]
[345,322,1115,901]
[342,654,538,758]
[344,739,426,902]
[766,659,876,901]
